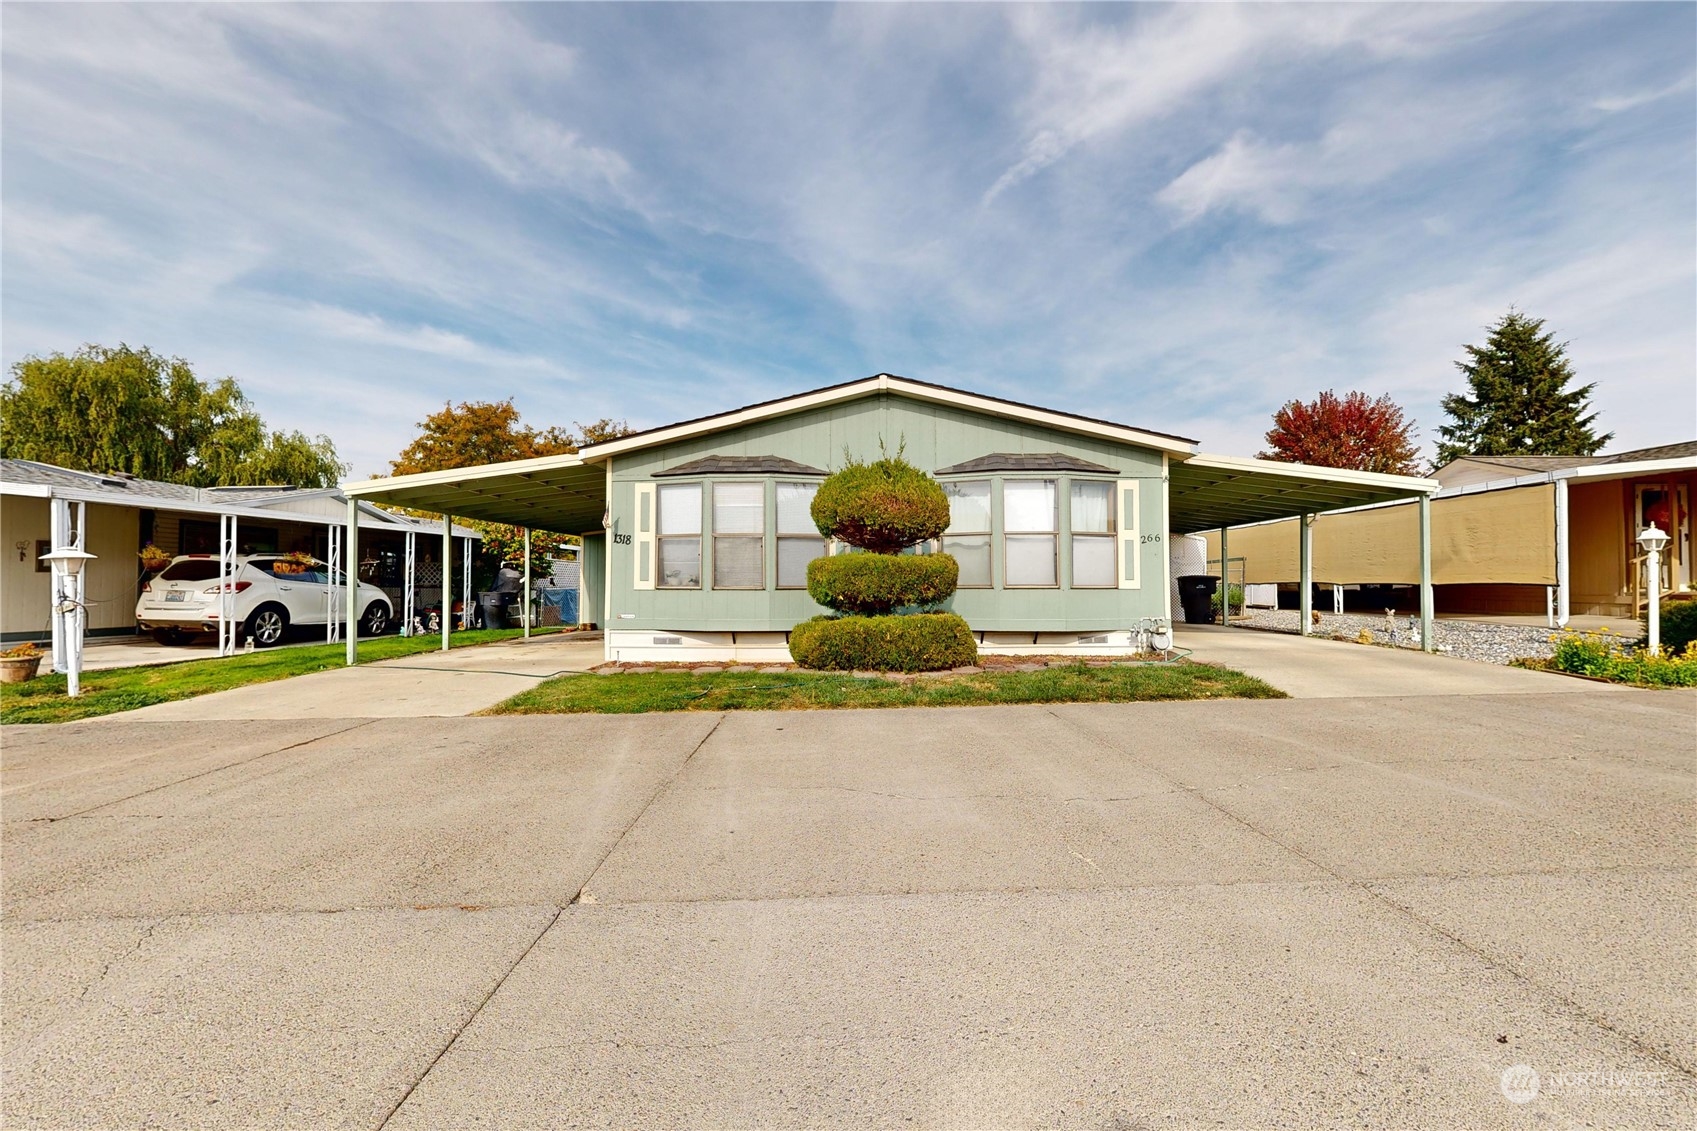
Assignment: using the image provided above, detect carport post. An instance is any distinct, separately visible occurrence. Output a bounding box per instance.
[522,527,531,639]
[441,514,452,652]
[1298,513,1313,636]
[344,498,358,666]
[1554,477,1571,628]
[1217,525,1229,625]
[1418,493,1434,653]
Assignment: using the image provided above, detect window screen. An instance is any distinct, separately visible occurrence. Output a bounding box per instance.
[657,483,702,588]
[941,480,992,587]
[1003,480,1057,587]
[713,482,764,588]
[776,481,826,588]
[1070,481,1116,587]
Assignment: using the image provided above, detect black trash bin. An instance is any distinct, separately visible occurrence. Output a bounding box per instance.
[1176,574,1219,624]
[477,591,511,629]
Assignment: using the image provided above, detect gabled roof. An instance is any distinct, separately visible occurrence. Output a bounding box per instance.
[934,452,1119,476]
[578,373,1199,461]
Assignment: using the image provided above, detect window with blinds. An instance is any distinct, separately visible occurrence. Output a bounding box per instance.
[1070,480,1116,587]
[941,480,992,587]
[776,481,826,588]
[657,483,702,588]
[712,481,765,589]
[1003,479,1058,587]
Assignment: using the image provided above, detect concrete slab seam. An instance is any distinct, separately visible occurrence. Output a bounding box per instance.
[1043,706,1697,1083]
[374,906,565,1131]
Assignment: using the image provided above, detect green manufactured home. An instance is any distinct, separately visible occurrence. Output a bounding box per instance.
[346,375,1440,663]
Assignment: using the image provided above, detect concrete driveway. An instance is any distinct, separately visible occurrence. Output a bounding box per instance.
[3,683,1692,1128]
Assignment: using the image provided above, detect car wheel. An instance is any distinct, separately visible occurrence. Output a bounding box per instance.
[245,604,289,647]
[358,602,390,637]
[150,628,187,646]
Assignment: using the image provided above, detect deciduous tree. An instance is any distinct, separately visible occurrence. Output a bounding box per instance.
[1260,390,1423,475]
[0,344,343,487]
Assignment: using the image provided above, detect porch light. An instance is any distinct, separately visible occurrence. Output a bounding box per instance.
[38,547,96,577]
[1638,523,1669,654]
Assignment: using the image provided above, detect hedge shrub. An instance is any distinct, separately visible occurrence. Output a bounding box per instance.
[807,553,958,615]
[789,612,977,673]
[810,457,950,553]
[1660,594,1697,657]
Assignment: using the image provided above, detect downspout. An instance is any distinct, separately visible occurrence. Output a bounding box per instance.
[604,460,614,664]
[1161,455,1172,628]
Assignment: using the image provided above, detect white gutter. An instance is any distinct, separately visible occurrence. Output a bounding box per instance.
[1180,451,1440,493]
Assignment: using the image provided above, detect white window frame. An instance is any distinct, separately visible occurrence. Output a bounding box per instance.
[775,480,827,590]
[656,482,703,590]
[1002,478,1060,589]
[711,480,765,590]
[1069,478,1117,589]
[940,479,993,588]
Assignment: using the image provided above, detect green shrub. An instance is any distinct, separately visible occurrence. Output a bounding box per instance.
[1659,595,1697,657]
[807,553,958,615]
[1547,629,1697,687]
[789,612,977,672]
[1209,584,1244,613]
[810,456,950,553]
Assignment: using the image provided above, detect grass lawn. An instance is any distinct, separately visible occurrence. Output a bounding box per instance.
[485,660,1284,715]
[0,627,570,725]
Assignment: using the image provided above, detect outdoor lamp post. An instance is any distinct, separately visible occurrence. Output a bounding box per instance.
[1638,522,1670,654]
[38,547,97,697]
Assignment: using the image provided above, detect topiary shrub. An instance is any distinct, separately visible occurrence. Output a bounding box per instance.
[810,455,950,553]
[789,613,977,673]
[807,553,958,616]
[1660,594,1697,656]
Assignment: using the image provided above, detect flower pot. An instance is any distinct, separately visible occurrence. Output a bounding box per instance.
[0,655,43,683]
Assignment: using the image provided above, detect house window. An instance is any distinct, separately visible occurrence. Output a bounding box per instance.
[942,480,992,587]
[712,481,764,589]
[657,483,702,588]
[776,481,826,588]
[1003,479,1058,587]
[1070,481,1116,587]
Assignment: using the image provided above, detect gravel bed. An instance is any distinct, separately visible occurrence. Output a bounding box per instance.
[1230,608,1560,666]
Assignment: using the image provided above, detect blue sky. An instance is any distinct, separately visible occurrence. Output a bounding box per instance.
[4,2,1693,478]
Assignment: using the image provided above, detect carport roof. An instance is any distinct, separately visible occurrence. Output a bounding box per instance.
[342,456,607,533]
[1168,454,1437,534]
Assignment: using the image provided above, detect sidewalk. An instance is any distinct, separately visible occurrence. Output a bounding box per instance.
[92,636,606,721]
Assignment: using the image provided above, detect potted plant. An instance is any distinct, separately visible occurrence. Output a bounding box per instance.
[138,543,172,574]
[0,642,44,683]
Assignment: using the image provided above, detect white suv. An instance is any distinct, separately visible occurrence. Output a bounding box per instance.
[137,554,393,646]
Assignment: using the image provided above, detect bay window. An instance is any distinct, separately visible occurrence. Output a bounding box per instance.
[941,480,992,587]
[1070,480,1116,587]
[1003,479,1058,587]
[712,481,765,589]
[657,483,702,588]
[776,481,827,588]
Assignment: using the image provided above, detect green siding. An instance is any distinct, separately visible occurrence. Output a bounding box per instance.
[603,393,1170,633]
[580,533,605,627]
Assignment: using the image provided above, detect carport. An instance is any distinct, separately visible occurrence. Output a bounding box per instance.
[1167,454,1442,647]
[340,454,605,664]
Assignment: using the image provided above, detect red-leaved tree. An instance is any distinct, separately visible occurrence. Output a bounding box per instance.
[1260,391,1423,475]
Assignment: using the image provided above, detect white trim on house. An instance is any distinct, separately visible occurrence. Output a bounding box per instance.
[1178,452,1441,494]
[577,374,1200,462]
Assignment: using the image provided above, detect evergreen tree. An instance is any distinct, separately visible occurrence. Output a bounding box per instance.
[1436,310,1611,465]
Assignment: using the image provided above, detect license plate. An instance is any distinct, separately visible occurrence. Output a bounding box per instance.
[165,591,186,602]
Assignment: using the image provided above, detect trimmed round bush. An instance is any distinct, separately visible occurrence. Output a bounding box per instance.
[810,457,950,553]
[789,612,977,672]
[807,553,958,615]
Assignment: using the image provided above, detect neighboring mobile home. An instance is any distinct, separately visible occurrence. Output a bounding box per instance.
[1201,441,1696,622]
[0,459,480,642]
[346,375,1440,663]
